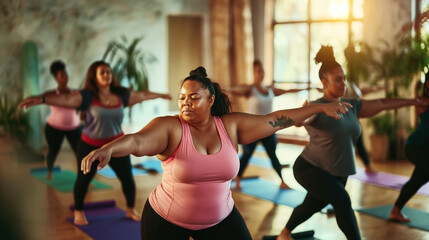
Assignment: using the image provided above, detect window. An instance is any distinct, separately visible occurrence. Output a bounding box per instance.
[272,0,363,137]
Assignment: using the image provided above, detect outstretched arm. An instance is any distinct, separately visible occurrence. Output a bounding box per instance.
[229,101,352,145]
[271,86,310,97]
[359,98,426,118]
[128,90,172,107]
[227,85,251,97]
[81,116,175,174]
[18,91,82,109]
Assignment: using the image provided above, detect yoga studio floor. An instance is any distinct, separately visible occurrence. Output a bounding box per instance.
[1,136,428,240]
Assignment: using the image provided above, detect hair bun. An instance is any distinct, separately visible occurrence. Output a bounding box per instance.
[190,66,207,77]
[314,45,336,65]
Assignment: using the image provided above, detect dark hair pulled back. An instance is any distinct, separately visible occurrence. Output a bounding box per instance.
[314,45,341,80]
[182,66,231,116]
[50,60,66,76]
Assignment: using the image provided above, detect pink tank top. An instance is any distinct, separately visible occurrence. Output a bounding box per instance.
[46,89,80,131]
[148,116,239,230]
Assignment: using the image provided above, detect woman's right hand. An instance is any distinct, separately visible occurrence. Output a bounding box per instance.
[81,147,112,174]
[323,101,353,120]
[18,95,43,109]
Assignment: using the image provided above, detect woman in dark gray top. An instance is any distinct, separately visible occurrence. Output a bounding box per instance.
[275,45,426,240]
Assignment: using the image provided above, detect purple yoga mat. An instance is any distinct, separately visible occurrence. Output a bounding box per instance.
[68,200,140,240]
[350,168,429,196]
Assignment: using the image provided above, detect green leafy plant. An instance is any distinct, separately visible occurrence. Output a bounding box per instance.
[0,94,27,142]
[102,35,157,91]
[367,112,397,141]
[344,40,375,85]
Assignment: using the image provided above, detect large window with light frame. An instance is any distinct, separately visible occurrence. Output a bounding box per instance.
[272,0,364,137]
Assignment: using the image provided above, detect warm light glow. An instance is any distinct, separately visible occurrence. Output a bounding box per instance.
[329,0,349,18]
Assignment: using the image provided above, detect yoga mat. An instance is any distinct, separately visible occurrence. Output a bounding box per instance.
[356,205,429,231]
[350,168,429,196]
[68,200,140,240]
[30,166,61,174]
[263,230,321,240]
[31,169,111,192]
[238,154,273,168]
[231,178,333,212]
[97,166,148,178]
[135,158,163,173]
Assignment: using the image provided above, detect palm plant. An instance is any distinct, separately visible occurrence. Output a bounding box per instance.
[0,94,27,142]
[102,35,157,91]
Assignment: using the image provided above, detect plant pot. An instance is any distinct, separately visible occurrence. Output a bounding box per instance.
[369,134,389,162]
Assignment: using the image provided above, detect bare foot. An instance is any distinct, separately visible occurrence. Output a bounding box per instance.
[364,164,378,174]
[233,177,242,191]
[46,171,53,180]
[277,228,294,240]
[126,208,141,222]
[389,206,411,222]
[74,210,89,225]
[279,182,292,189]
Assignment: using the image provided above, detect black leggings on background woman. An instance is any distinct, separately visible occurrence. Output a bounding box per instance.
[286,156,361,240]
[73,140,136,210]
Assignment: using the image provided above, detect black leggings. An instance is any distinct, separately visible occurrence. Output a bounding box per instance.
[355,133,370,166]
[237,134,283,180]
[44,123,81,171]
[73,140,136,210]
[285,156,361,240]
[394,145,429,209]
[141,200,252,240]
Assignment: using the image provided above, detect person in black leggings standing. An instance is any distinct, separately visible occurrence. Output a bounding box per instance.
[275,45,426,240]
[43,60,81,180]
[389,73,429,222]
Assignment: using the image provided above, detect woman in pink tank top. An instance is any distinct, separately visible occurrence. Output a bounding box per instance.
[80,66,351,240]
[43,60,81,180]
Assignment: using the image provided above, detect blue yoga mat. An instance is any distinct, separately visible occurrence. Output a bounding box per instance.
[238,154,273,168]
[356,205,429,231]
[68,200,140,240]
[98,166,148,178]
[232,178,333,212]
[135,158,163,173]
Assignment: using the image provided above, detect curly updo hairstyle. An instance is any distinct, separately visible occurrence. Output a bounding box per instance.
[50,60,66,77]
[314,45,342,80]
[182,66,232,116]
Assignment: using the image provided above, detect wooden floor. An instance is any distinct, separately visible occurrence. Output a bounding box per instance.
[1,136,429,240]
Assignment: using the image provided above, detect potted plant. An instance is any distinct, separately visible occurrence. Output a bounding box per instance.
[345,19,429,160]
[367,113,397,161]
[0,94,27,142]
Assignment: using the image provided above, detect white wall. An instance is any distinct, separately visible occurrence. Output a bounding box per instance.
[0,0,210,135]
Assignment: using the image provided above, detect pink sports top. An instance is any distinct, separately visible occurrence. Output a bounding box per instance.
[148,116,239,230]
[46,88,80,131]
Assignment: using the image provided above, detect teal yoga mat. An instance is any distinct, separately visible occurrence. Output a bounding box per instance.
[98,166,148,178]
[356,205,429,231]
[231,177,333,213]
[30,168,111,192]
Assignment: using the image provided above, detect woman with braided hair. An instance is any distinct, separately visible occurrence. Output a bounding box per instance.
[275,45,426,240]
[80,66,353,239]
